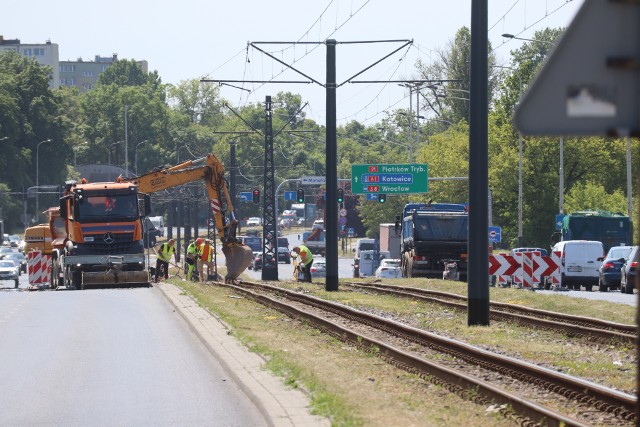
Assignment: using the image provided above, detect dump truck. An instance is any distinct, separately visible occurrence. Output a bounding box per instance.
[552,211,632,252]
[25,153,252,289]
[398,203,468,280]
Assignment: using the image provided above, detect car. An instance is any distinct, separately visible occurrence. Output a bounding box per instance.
[375,258,402,279]
[598,245,634,292]
[279,217,294,228]
[0,247,13,255]
[309,259,326,278]
[620,246,638,295]
[246,217,262,227]
[277,237,289,249]
[251,251,276,271]
[1,252,27,274]
[277,247,291,264]
[8,235,20,248]
[312,219,324,230]
[0,259,19,288]
[247,251,261,270]
[510,247,548,257]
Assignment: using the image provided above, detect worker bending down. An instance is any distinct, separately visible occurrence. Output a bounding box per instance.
[292,245,313,282]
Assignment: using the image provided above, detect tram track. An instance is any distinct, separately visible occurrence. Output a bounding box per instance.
[215,280,636,427]
[343,281,637,344]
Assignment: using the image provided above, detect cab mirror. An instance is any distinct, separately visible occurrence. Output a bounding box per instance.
[59,197,68,219]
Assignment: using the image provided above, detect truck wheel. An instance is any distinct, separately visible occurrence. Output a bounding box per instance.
[72,270,82,290]
[50,261,59,290]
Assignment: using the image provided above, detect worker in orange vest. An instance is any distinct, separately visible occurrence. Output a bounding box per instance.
[197,239,215,282]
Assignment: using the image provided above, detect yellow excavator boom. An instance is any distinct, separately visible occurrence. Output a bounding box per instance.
[128,154,252,281]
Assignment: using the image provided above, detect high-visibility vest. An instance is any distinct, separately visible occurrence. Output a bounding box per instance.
[298,244,313,265]
[158,242,175,262]
[199,243,212,262]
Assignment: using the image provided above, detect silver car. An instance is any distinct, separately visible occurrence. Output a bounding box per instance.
[0,259,19,288]
[310,260,326,278]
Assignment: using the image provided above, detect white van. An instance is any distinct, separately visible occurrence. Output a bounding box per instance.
[148,216,165,237]
[354,238,376,258]
[552,240,604,291]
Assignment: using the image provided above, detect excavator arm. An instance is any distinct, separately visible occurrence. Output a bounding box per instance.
[127,153,253,281]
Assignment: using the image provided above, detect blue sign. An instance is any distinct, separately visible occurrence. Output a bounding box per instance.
[488,226,501,243]
[239,192,252,202]
[284,191,296,201]
[346,227,355,237]
[366,193,378,200]
[338,216,347,226]
[555,214,565,231]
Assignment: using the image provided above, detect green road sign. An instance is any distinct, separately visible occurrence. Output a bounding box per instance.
[351,164,428,194]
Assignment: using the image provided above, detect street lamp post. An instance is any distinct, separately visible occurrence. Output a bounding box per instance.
[502,34,565,218]
[36,138,52,218]
[108,141,123,181]
[493,64,523,246]
[134,139,148,176]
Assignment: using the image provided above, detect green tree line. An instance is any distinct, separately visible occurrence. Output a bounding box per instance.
[0,26,636,248]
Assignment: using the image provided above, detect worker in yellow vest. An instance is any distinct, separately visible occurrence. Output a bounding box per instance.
[155,239,176,283]
[198,239,215,282]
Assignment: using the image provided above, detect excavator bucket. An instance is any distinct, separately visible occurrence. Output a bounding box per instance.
[82,269,150,287]
[222,243,254,282]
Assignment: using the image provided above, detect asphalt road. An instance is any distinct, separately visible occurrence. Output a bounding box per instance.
[0,285,266,426]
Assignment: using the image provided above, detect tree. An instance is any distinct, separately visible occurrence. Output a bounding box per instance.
[564,182,627,214]
[98,59,162,91]
[415,27,499,124]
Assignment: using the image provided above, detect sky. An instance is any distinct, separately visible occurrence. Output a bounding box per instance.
[1,0,585,125]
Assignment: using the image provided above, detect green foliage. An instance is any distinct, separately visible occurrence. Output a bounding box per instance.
[564,182,628,214]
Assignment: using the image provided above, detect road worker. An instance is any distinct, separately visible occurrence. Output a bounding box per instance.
[186,238,203,281]
[198,239,215,282]
[155,239,176,283]
[292,245,313,282]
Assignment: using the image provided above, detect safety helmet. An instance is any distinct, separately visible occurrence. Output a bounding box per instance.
[196,238,204,245]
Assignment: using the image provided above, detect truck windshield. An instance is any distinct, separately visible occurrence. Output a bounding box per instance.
[414,216,467,241]
[77,194,138,221]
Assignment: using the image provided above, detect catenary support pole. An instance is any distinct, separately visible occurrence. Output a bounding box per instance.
[468,0,490,326]
[325,39,338,292]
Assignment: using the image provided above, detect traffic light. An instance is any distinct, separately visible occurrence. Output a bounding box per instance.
[378,193,386,203]
[252,188,260,204]
[296,188,305,203]
[337,188,344,204]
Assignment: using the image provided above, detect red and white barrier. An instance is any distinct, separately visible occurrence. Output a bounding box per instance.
[28,250,51,286]
[489,252,559,289]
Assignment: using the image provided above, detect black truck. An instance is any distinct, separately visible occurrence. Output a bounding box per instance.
[398,203,468,280]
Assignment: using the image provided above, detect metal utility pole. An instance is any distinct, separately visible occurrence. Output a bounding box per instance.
[124,105,129,177]
[326,39,339,291]
[262,96,278,281]
[468,0,490,326]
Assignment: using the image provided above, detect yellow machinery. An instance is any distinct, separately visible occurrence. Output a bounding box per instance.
[126,153,253,281]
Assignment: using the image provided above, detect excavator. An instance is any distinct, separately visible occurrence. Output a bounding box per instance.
[25,153,253,289]
[126,153,254,281]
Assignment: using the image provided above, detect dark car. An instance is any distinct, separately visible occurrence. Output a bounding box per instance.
[620,246,638,295]
[251,252,275,271]
[277,247,291,264]
[598,245,634,292]
[1,252,27,274]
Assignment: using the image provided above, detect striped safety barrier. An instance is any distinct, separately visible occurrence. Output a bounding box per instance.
[27,250,51,286]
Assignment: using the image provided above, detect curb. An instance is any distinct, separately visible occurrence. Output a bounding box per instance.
[155,282,329,427]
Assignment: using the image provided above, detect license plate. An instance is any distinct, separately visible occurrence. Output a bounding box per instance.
[568,266,582,272]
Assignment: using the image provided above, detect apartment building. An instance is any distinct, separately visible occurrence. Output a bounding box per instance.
[60,54,149,92]
[0,35,59,88]
[0,35,148,92]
